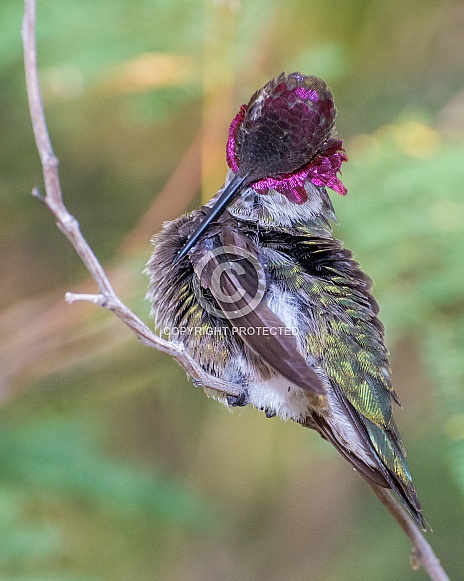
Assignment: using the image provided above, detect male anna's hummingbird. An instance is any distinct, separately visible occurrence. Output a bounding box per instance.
[146,72,426,529]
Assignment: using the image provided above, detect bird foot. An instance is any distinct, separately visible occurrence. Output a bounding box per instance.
[227,388,250,407]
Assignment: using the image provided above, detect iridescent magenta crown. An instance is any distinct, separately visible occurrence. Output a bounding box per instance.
[226,72,347,204]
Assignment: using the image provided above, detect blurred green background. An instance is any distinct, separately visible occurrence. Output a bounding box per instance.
[1,0,464,579]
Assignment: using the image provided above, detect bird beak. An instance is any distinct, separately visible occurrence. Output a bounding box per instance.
[173,173,249,264]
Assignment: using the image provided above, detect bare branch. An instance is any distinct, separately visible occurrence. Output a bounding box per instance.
[21,0,242,400]
[21,1,449,579]
[369,484,450,581]
[65,292,106,305]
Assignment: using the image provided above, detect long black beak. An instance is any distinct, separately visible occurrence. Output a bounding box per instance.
[173,173,250,264]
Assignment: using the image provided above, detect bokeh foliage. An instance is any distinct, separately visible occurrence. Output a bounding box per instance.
[1,0,463,579]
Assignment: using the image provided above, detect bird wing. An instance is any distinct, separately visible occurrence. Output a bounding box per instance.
[262,230,427,529]
[190,225,325,397]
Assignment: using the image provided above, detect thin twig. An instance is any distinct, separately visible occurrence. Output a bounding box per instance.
[369,484,450,581]
[22,1,449,579]
[21,0,241,400]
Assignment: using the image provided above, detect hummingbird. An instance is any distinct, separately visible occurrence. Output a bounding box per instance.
[146,72,426,530]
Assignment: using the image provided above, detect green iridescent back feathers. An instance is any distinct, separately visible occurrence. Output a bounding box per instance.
[262,225,420,515]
